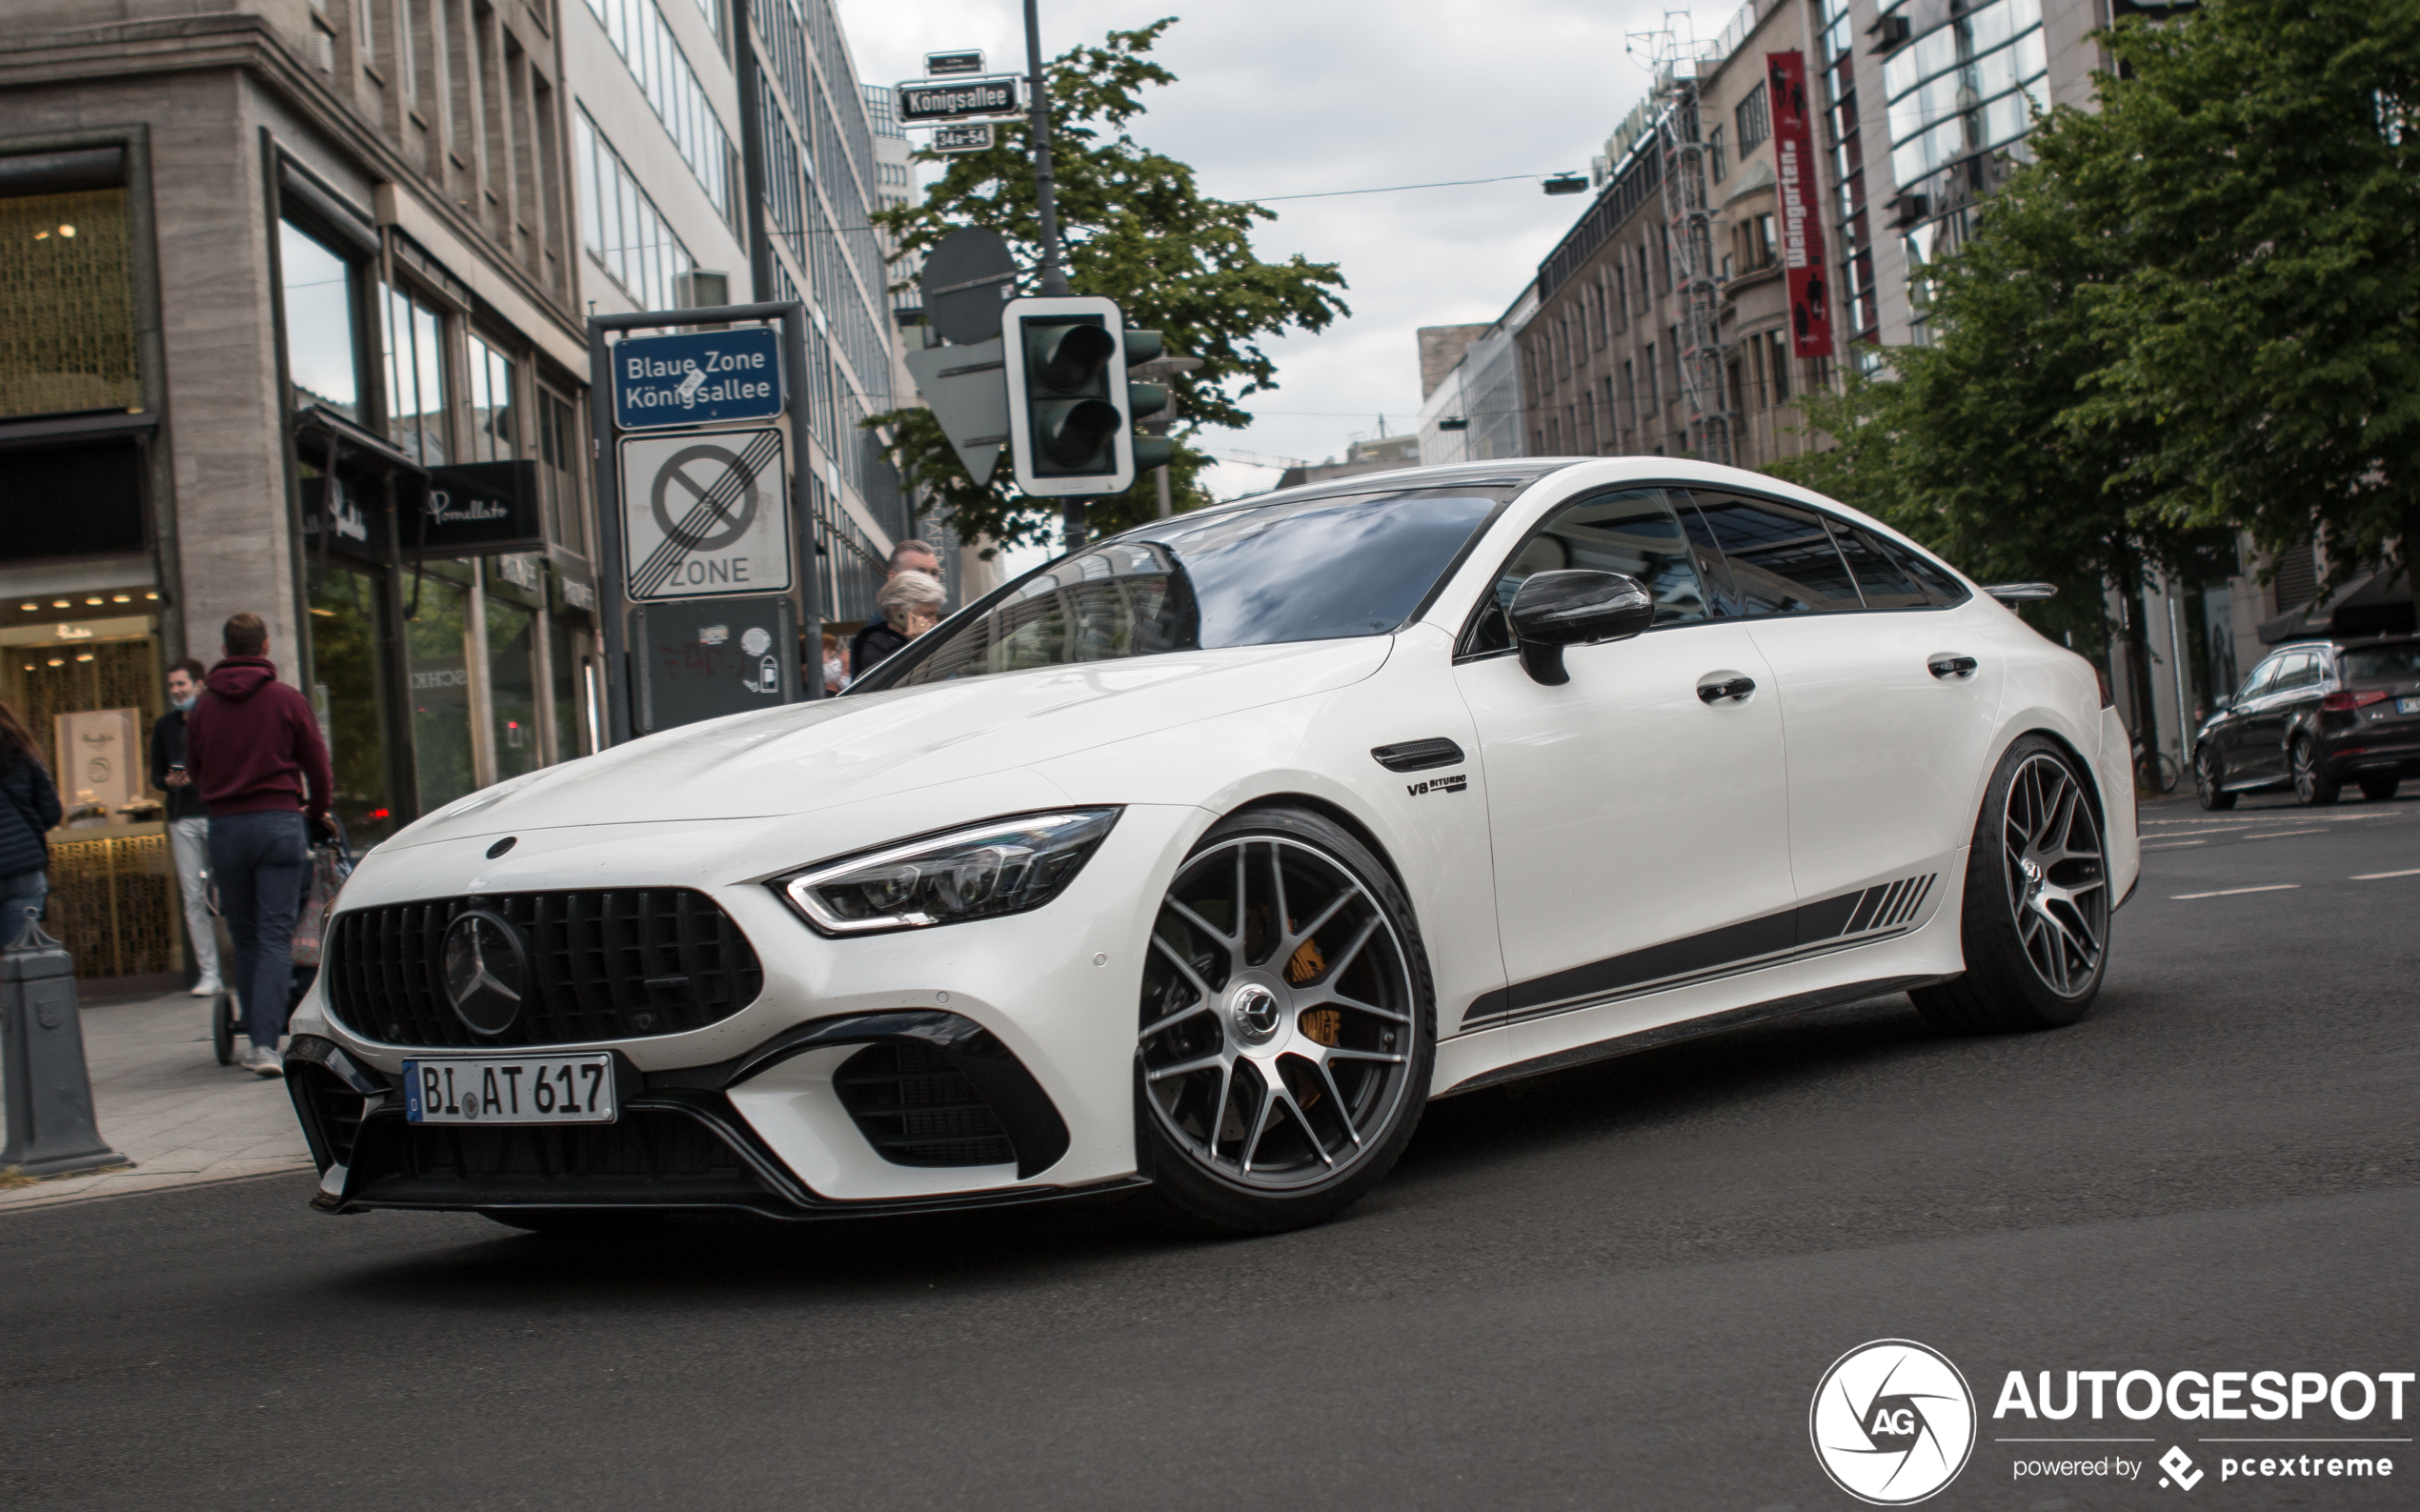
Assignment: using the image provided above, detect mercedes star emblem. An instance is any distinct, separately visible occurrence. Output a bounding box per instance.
[440,909,529,1037]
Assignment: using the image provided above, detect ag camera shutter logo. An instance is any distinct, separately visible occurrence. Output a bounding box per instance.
[1810,1340,1978,1504]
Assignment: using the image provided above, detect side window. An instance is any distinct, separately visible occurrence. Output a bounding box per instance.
[1828,523,1929,608]
[2234,658,2281,703]
[1461,488,1709,655]
[1878,536,1971,605]
[2271,652,2322,694]
[1686,492,1864,615]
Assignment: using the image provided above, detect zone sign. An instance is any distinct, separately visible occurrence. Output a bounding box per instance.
[611,327,784,432]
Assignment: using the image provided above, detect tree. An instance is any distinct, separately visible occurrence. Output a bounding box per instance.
[2056,0,2420,611]
[1771,143,2231,663]
[866,19,1351,555]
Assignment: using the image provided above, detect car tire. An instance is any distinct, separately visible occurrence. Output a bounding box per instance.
[1910,736,2111,1035]
[1132,805,1436,1235]
[2290,736,2341,806]
[2358,776,2400,802]
[2193,745,2237,811]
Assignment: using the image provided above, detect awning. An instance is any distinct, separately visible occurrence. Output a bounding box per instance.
[2257,568,2415,644]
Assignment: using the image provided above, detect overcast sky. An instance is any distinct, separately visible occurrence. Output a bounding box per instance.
[833,0,1741,547]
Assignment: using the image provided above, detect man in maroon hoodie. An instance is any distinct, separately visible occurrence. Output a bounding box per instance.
[185,612,333,1077]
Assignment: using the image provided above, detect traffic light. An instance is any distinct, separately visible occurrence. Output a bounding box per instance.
[1123,329,1175,474]
[1002,295,1145,496]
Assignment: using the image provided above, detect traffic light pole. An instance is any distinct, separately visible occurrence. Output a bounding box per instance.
[1022,0,1092,550]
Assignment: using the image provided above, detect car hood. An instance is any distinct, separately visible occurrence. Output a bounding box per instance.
[386,636,1393,846]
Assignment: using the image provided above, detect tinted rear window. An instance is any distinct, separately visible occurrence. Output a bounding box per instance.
[2341,643,2420,680]
[870,487,1508,689]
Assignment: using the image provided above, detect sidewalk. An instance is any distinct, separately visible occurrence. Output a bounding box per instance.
[0,990,313,1214]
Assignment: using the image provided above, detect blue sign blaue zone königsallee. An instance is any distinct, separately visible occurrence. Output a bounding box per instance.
[612,327,785,431]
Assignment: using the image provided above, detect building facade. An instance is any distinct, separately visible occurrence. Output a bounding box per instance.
[0,0,937,985]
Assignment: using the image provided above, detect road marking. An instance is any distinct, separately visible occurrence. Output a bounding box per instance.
[2240,828,2329,840]
[2170,884,2301,899]
[2141,840,2206,851]
[2351,868,2420,880]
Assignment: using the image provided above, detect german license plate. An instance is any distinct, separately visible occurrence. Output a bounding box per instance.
[402,1053,615,1125]
[2397,696,2420,715]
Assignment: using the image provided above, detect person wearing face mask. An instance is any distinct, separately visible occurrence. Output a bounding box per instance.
[151,656,221,998]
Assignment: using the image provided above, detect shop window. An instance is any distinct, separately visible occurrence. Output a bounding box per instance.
[307,561,397,846]
[404,568,474,810]
[0,186,138,418]
[279,220,362,420]
[464,330,516,463]
[382,280,449,466]
[484,582,541,781]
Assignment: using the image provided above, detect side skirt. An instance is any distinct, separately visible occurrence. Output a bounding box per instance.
[1435,974,1955,1099]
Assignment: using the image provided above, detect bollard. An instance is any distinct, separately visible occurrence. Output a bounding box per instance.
[1,916,129,1179]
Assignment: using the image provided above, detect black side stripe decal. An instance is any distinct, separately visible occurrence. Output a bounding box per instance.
[1466,872,1941,1029]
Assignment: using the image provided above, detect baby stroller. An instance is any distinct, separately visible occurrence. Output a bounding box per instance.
[208,817,354,1065]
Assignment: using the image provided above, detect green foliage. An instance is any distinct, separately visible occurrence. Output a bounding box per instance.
[1775,0,2420,640]
[864,18,1351,554]
[2055,0,2420,599]
[1772,154,2230,654]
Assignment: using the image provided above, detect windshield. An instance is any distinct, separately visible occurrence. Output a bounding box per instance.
[868,486,1512,689]
[2341,642,2420,681]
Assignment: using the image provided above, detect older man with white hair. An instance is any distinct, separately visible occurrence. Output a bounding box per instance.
[847,539,946,683]
[851,570,948,681]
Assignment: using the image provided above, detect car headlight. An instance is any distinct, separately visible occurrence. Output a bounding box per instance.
[771,809,1121,936]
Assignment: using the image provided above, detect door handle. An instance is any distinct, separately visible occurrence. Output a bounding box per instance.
[1928,655,1979,680]
[1697,675,1756,704]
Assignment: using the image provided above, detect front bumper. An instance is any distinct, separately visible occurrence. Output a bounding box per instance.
[284,798,1211,1216]
[287,1017,1142,1219]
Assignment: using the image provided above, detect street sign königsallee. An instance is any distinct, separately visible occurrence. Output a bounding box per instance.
[611,327,784,432]
[932,122,996,153]
[896,74,1022,125]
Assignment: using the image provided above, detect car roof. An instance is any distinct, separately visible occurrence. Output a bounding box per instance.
[2269,634,2419,653]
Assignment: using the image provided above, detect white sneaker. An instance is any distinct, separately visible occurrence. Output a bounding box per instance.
[248,1044,284,1079]
[189,978,222,998]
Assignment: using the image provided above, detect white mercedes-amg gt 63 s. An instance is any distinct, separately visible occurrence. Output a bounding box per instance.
[284,459,2137,1235]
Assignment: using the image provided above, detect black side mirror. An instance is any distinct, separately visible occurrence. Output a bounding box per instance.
[1508,570,1655,685]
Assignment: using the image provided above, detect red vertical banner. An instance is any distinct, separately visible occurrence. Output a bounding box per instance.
[1766,50,1835,359]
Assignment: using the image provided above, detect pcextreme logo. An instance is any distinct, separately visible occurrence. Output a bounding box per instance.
[1810,1340,1979,1504]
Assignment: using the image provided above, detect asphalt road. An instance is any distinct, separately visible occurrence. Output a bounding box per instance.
[6,791,2416,1511]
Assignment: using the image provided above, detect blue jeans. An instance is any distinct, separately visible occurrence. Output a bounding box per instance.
[208,812,308,1052]
[0,869,45,949]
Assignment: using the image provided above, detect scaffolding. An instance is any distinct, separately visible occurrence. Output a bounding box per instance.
[1628,10,1734,467]
[1661,77,1733,467]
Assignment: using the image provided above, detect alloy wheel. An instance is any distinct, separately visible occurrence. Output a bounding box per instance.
[1139,836,1418,1192]
[2000,753,2108,999]
[2195,747,2220,805]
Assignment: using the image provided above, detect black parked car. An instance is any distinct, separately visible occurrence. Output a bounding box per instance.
[2195,635,2420,808]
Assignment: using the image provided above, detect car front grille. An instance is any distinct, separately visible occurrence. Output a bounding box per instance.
[834,1040,1016,1166]
[346,1106,778,1209]
[324,890,764,1048]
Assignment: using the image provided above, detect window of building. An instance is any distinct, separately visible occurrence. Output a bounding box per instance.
[485,578,541,781]
[1765,330,1791,402]
[575,111,698,311]
[306,560,397,845]
[537,386,585,554]
[0,183,138,419]
[381,279,448,465]
[580,0,736,220]
[464,330,516,463]
[280,221,362,420]
[1736,81,1770,152]
[1643,343,1658,412]
[1708,123,1728,183]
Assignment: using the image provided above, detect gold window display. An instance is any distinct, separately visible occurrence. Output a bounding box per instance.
[2,609,179,986]
[0,187,139,418]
